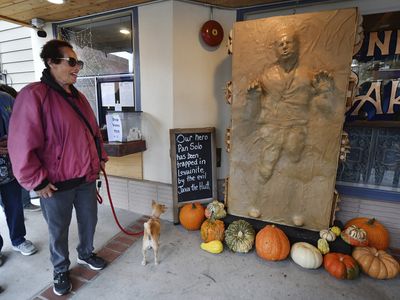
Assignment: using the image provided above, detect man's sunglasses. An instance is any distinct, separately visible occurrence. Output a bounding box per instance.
[56,57,84,69]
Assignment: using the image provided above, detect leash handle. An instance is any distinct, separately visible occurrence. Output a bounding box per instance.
[97,166,144,236]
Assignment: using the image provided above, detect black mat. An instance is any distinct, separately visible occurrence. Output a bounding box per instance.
[224,214,352,255]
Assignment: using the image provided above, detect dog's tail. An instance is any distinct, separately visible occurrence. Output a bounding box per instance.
[144,222,151,234]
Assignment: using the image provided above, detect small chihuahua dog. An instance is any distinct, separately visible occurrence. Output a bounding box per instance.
[142,200,167,265]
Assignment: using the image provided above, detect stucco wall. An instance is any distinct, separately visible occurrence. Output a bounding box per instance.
[139,1,175,184]
[140,1,235,184]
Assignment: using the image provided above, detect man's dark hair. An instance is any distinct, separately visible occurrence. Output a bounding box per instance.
[0,84,18,98]
[40,39,73,69]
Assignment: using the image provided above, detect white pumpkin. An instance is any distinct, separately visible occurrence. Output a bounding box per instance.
[290,242,323,269]
[319,229,336,242]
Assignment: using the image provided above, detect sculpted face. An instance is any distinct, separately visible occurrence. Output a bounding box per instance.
[276,32,299,61]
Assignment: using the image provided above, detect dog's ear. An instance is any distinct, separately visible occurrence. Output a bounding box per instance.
[152,200,156,207]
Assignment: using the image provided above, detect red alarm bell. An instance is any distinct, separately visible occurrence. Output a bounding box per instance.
[200,20,224,47]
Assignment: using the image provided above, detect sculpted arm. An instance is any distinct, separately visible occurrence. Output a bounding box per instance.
[243,76,264,120]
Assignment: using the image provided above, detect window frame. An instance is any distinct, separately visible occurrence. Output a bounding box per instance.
[52,7,141,118]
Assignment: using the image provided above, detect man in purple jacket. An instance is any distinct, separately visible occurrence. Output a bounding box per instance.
[8,40,108,296]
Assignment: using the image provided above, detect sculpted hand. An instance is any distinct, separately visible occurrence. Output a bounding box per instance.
[37,183,58,198]
[247,80,262,94]
[312,70,334,94]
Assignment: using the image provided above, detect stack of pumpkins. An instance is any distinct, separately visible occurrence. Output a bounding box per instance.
[337,217,399,280]
[256,217,399,280]
[179,201,256,254]
[179,203,399,280]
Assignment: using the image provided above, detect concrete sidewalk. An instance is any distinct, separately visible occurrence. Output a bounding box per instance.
[0,201,142,299]
[0,203,399,300]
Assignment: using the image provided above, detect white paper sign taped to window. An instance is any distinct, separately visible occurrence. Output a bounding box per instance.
[119,81,134,107]
[101,82,116,106]
[106,114,123,142]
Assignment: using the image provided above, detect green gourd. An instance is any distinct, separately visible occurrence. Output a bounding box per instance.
[225,220,255,253]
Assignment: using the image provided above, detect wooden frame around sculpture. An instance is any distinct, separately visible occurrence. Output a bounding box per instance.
[228,8,358,231]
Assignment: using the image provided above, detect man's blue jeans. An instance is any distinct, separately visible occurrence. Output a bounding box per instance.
[21,188,31,208]
[0,179,26,251]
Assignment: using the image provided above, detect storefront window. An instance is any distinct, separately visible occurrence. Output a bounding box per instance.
[54,9,140,124]
[337,127,400,192]
[56,12,133,76]
[336,12,400,198]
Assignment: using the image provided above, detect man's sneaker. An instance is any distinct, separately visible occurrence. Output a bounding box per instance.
[12,240,37,256]
[23,202,41,212]
[53,271,71,296]
[77,253,106,270]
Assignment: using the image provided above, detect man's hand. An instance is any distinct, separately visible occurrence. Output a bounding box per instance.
[37,183,58,198]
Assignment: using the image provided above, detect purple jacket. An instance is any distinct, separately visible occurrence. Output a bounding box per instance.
[8,82,108,191]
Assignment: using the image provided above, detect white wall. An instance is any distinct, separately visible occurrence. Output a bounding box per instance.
[0,21,35,91]
[139,1,235,184]
[172,1,235,179]
[139,1,174,184]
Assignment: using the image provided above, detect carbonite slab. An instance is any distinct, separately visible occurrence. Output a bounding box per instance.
[228,8,357,231]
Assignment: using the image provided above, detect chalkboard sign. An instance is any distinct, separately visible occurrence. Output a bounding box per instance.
[170,127,217,222]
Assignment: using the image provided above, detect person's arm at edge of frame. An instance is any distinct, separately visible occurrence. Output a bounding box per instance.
[0,92,13,155]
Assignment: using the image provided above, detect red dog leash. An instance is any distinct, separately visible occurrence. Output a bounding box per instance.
[96,166,144,236]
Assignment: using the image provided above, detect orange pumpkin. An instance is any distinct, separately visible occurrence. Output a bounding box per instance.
[255,225,290,261]
[345,218,389,250]
[352,246,399,279]
[323,253,359,280]
[179,203,205,230]
[200,219,225,242]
